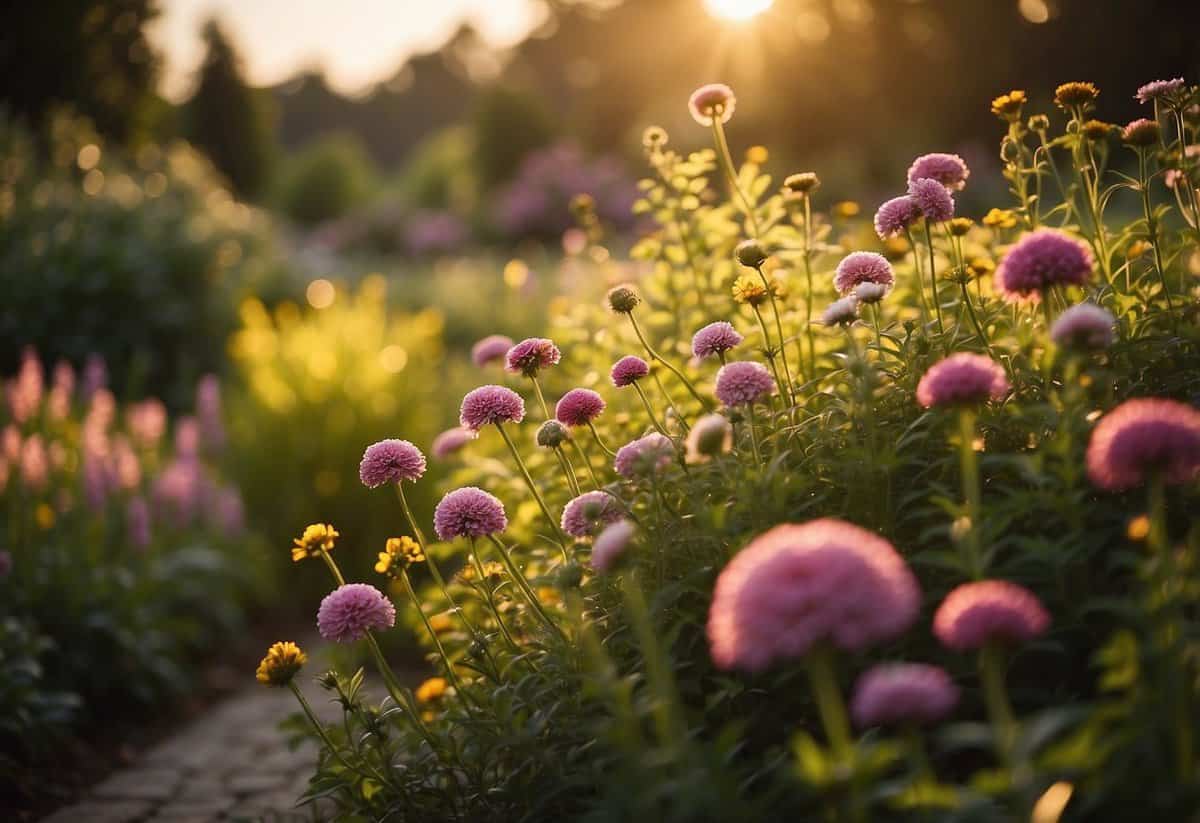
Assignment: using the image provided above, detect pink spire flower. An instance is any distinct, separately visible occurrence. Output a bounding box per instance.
[613,432,674,479]
[555,388,606,427]
[1050,303,1116,350]
[995,229,1094,302]
[688,83,736,126]
[1085,398,1200,491]
[317,583,397,643]
[714,361,774,407]
[611,355,650,387]
[692,321,744,359]
[874,195,921,239]
[434,486,508,540]
[505,337,561,377]
[460,385,526,430]
[834,251,895,296]
[906,153,971,191]
[707,519,921,672]
[472,334,514,367]
[127,496,153,551]
[851,663,960,728]
[359,439,427,487]
[561,490,623,538]
[916,353,1009,408]
[591,519,635,573]
[933,580,1050,651]
[431,427,477,460]
[908,177,955,223]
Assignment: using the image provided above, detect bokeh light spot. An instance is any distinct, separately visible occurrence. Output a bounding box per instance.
[306,278,336,309]
[704,0,774,22]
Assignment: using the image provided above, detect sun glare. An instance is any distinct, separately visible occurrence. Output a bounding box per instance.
[704,0,775,22]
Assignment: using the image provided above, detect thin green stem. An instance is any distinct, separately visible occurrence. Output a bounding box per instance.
[319,549,346,586]
[755,266,796,405]
[979,643,1017,764]
[905,227,932,327]
[923,221,947,342]
[587,421,616,458]
[745,403,764,467]
[1138,148,1177,324]
[628,312,709,411]
[488,534,566,641]
[633,381,670,437]
[567,436,603,491]
[802,195,817,379]
[496,422,571,559]
[399,569,464,695]
[288,682,361,775]
[711,119,760,236]
[553,446,581,496]
[957,409,984,579]
[530,376,552,419]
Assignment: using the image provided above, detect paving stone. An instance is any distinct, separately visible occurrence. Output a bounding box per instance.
[93,768,183,801]
[227,773,290,796]
[40,800,154,823]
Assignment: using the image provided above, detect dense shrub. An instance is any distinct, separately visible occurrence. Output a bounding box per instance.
[276,132,375,226]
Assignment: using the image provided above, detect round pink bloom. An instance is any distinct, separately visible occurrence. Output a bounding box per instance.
[472,334,514,367]
[556,388,606,427]
[434,486,508,540]
[906,153,970,191]
[561,490,623,538]
[611,355,650,387]
[1051,303,1116,350]
[874,195,921,239]
[359,439,427,487]
[592,519,635,573]
[916,353,1009,408]
[318,583,397,643]
[821,296,859,326]
[834,251,895,296]
[692,321,745,359]
[505,337,561,376]
[460,385,526,430]
[995,229,1093,302]
[908,177,955,223]
[851,663,960,728]
[688,83,736,126]
[707,519,921,671]
[431,427,477,460]
[613,433,675,479]
[1136,78,1186,105]
[1085,398,1200,491]
[714,361,774,407]
[933,580,1050,651]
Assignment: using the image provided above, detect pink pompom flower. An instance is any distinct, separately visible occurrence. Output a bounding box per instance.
[434,486,508,541]
[359,439,427,487]
[707,519,921,672]
[933,580,1050,651]
[561,490,623,538]
[907,153,971,191]
[505,337,561,377]
[1136,78,1186,105]
[851,663,960,728]
[611,355,650,387]
[318,583,397,643]
[556,388,606,427]
[431,427,477,460]
[1085,398,1200,491]
[592,519,636,573]
[908,177,955,223]
[689,83,736,126]
[995,229,1094,302]
[916,353,1009,408]
[714,361,774,407]
[613,433,675,479]
[1050,303,1116,350]
[834,251,895,296]
[692,321,745,359]
[821,296,859,326]
[472,334,514,367]
[874,195,921,239]
[460,385,526,430]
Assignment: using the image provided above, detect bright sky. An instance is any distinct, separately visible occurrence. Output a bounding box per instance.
[149,0,548,100]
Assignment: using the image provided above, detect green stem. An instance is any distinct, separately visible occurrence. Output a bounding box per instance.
[745,403,764,467]
[553,446,582,497]
[751,303,788,403]
[711,119,760,236]
[979,643,1017,764]
[802,195,817,379]
[633,381,670,437]
[496,422,571,559]
[923,221,947,342]
[622,573,686,745]
[756,266,796,405]
[400,569,464,695]
[568,436,604,491]
[905,227,932,327]
[488,534,566,641]
[319,549,346,586]
[957,409,984,579]
[288,682,361,775]
[1138,149,1177,324]
[530,375,552,419]
[468,540,521,654]
[628,312,709,411]
[588,421,616,457]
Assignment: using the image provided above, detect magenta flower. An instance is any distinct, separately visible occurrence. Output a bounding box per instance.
[431,427,477,460]
[707,519,921,671]
[907,177,955,223]
[834,251,895,296]
[692,321,745,359]
[317,583,397,643]
[561,490,623,538]
[933,580,1050,651]
[359,439,427,487]
[916,353,1009,408]
[592,519,635,573]
[688,83,736,126]
[906,153,970,191]
[472,334,514,367]
[1136,78,1186,105]
[613,432,675,479]
[460,385,526,430]
[874,195,921,239]
[821,296,859,326]
[1051,303,1116,350]
[714,361,774,407]
[556,388,606,427]
[611,355,650,387]
[851,664,960,729]
[434,486,508,541]
[995,229,1094,302]
[505,337,561,376]
[1086,398,1200,491]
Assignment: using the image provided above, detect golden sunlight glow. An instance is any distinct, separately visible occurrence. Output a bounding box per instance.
[704,0,774,22]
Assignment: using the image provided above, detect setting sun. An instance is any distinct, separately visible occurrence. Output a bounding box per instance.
[704,0,775,22]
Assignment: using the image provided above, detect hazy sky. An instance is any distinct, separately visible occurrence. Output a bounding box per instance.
[148,0,548,100]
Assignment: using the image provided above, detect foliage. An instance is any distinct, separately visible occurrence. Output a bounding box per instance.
[275,132,375,226]
[471,85,559,191]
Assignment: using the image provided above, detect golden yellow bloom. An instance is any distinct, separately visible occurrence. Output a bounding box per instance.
[458,561,504,583]
[292,523,338,562]
[967,257,996,279]
[1127,515,1151,542]
[991,90,1027,120]
[256,641,307,687]
[415,676,448,703]
[1054,81,1099,110]
[1081,120,1114,141]
[537,586,563,607]
[375,536,425,577]
[429,613,454,634]
[732,274,784,307]
[882,235,911,260]
[1126,239,1153,259]
[948,217,974,237]
[35,503,55,530]
[745,145,768,165]
[982,208,1018,229]
[832,200,860,218]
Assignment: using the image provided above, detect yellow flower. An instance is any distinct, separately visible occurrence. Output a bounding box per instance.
[292,523,338,562]
[1081,120,1114,141]
[967,257,996,279]
[745,145,769,165]
[882,235,910,260]
[1126,240,1153,259]
[537,586,563,606]
[832,200,860,218]
[458,561,504,583]
[1127,515,1150,542]
[982,208,1018,229]
[429,613,454,634]
[990,90,1027,121]
[948,217,974,237]
[1054,81,1099,111]
[375,536,425,577]
[732,275,769,306]
[256,641,307,687]
[415,676,448,703]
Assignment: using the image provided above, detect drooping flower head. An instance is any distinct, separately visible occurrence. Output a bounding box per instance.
[256,641,307,687]
[906,153,970,191]
[692,321,745,359]
[460,385,526,430]
[1136,78,1186,105]
[434,487,508,541]
[1085,398,1200,491]
[933,580,1050,651]
[685,413,733,464]
[995,229,1094,302]
[359,439,427,487]
[707,519,921,671]
[556,388,606,427]
[472,334,514,367]
[907,177,955,223]
[292,523,339,563]
[821,296,859,326]
[505,337,561,377]
[607,284,642,314]
[714,361,775,407]
[851,663,960,728]
[561,490,623,538]
[784,172,821,194]
[431,427,477,460]
[611,355,650,387]
[592,519,636,573]
[834,251,895,296]
[874,195,921,239]
[916,353,1009,408]
[317,584,396,643]
[688,83,736,126]
[1050,303,1116,350]
[614,432,675,479]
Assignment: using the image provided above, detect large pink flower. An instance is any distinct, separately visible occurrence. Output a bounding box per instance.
[318,584,396,643]
[1086,398,1200,491]
[851,663,959,728]
[916,353,1008,408]
[933,580,1049,651]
